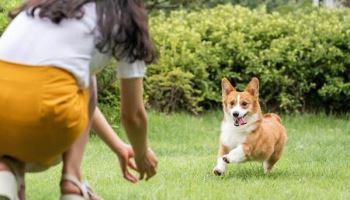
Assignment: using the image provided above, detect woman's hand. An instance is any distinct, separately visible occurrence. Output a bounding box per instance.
[117,144,158,182]
[134,148,158,181]
[116,144,139,183]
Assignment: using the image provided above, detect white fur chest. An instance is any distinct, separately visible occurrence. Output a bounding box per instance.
[220,116,257,150]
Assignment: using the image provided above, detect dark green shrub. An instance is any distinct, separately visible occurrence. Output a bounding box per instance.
[145,0,311,12]
[145,68,203,113]
[95,61,121,124]
[147,5,350,113]
[0,1,20,33]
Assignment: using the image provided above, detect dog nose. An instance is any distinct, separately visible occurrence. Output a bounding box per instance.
[232,112,239,118]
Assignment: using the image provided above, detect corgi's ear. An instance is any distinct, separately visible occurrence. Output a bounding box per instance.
[222,78,235,96]
[244,77,259,97]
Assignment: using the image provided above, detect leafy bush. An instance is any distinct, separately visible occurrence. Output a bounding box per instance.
[147,5,350,113]
[0,1,20,33]
[95,62,121,123]
[145,0,311,12]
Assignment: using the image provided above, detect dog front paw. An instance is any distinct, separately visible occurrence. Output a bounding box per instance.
[213,167,224,176]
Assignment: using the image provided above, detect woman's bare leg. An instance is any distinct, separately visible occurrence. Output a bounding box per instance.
[60,77,97,197]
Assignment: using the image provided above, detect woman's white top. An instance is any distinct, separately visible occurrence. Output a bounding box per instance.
[0,3,146,88]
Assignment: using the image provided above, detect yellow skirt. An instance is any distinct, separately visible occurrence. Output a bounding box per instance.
[0,60,88,168]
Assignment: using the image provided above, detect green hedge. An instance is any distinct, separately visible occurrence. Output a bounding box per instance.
[0,1,18,32]
[146,5,350,113]
[1,3,350,113]
[145,0,312,13]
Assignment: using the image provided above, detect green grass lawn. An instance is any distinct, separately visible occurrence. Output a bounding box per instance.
[26,111,350,200]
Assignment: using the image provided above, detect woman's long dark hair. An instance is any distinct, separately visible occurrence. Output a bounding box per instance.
[11,0,157,64]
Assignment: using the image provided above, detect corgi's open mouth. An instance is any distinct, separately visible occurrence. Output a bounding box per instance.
[234,114,248,126]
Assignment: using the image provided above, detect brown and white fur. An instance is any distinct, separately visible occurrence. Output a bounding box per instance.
[213,77,286,176]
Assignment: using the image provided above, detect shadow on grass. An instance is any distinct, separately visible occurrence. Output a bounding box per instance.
[228,169,292,180]
[211,163,332,181]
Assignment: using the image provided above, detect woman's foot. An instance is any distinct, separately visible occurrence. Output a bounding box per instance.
[60,175,100,200]
[60,180,81,196]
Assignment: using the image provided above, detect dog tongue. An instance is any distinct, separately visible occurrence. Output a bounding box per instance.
[238,117,247,125]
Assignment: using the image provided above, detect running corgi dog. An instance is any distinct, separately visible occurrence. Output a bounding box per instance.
[213,77,286,176]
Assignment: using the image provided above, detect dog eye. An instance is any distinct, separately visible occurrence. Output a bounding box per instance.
[230,101,235,106]
[241,102,248,107]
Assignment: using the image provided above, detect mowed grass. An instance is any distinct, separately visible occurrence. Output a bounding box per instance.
[26,111,350,200]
